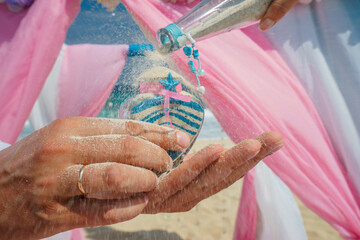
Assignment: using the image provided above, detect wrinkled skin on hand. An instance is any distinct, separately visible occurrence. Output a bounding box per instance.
[0,117,189,240]
[0,116,283,239]
[144,131,283,213]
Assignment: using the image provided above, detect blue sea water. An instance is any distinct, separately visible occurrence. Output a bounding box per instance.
[19,0,228,140]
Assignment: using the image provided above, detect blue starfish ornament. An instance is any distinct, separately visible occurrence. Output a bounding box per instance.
[159,73,181,92]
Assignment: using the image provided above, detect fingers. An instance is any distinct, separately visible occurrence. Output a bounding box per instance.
[183,153,195,161]
[187,139,261,190]
[69,135,173,172]
[143,144,224,213]
[255,131,284,153]
[164,131,284,212]
[259,0,299,31]
[57,163,157,198]
[56,117,190,151]
[48,196,148,228]
[152,139,262,211]
[216,131,284,188]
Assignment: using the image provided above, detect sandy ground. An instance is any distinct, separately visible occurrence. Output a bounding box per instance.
[85,139,342,240]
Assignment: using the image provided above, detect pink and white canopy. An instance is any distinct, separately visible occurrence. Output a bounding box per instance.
[1,0,359,239]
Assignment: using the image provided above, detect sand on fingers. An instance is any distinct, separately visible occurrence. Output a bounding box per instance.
[85,139,342,240]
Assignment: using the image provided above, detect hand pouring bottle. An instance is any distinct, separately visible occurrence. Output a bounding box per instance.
[157,0,273,54]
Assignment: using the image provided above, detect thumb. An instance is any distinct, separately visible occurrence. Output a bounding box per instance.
[259,0,299,31]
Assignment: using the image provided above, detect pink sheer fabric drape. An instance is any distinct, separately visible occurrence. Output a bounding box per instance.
[29,43,129,131]
[57,44,129,118]
[122,0,360,238]
[0,0,80,144]
[234,171,257,240]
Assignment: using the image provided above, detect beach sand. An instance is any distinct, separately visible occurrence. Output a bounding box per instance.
[85,139,342,240]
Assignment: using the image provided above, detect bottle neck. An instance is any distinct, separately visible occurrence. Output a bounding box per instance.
[157,0,274,54]
[157,24,188,54]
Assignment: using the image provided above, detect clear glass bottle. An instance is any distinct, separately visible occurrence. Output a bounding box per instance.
[157,0,273,54]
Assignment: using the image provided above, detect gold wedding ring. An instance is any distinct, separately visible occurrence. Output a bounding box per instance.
[77,165,87,196]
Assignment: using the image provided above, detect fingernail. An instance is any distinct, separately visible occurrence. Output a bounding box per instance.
[259,19,274,31]
[144,195,149,204]
[176,131,190,148]
[211,152,223,162]
[270,142,284,152]
[247,149,261,160]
